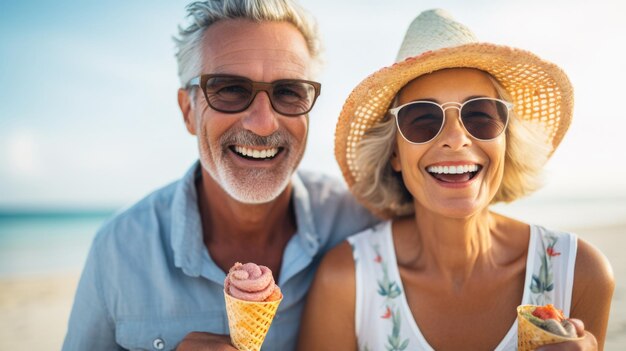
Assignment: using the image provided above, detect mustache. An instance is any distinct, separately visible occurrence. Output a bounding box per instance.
[220,128,294,148]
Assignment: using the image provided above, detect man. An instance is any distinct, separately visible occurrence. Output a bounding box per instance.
[62,1,377,350]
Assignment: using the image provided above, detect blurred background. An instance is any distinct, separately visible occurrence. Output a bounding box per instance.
[1,0,624,349]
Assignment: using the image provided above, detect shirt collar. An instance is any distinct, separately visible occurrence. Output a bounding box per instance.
[290,171,320,256]
[170,162,205,277]
[170,161,321,280]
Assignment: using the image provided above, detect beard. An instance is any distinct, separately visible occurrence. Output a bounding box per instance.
[198,126,305,204]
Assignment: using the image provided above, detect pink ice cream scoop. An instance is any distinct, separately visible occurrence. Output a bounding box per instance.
[224,262,282,302]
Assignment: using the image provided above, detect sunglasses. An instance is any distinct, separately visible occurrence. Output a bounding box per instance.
[186,74,321,117]
[388,97,513,144]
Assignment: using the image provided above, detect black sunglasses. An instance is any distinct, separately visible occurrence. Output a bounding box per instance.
[388,97,513,144]
[186,74,321,116]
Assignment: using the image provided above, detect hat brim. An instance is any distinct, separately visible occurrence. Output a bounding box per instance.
[335,42,573,191]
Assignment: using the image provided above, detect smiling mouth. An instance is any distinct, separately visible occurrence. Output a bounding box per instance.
[426,164,482,183]
[231,145,282,160]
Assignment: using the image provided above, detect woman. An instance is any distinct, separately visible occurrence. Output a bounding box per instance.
[298,9,613,351]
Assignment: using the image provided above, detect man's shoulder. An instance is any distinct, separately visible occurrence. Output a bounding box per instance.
[295,169,375,217]
[295,169,380,250]
[93,179,180,247]
[296,169,349,199]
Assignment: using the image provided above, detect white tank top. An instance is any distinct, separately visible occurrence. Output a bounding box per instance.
[347,221,578,351]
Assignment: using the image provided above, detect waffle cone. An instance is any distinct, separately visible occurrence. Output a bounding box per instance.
[224,291,282,351]
[517,305,582,350]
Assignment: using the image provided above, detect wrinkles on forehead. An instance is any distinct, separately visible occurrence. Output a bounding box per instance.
[200,19,312,81]
[210,49,310,79]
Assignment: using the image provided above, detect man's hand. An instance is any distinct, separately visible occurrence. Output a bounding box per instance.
[536,319,598,351]
[176,332,238,351]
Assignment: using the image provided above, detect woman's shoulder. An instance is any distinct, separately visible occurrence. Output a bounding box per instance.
[573,237,615,291]
[570,236,615,345]
[524,223,614,304]
[312,241,357,305]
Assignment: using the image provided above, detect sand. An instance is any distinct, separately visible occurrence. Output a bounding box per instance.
[567,222,626,350]
[0,273,79,350]
[1,223,624,350]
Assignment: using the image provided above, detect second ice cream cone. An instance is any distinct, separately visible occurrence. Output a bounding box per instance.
[517,305,582,351]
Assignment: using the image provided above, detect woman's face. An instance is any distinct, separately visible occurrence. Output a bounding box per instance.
[390,68,506,218]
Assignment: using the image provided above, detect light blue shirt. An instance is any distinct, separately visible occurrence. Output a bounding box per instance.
[63,162,377,351]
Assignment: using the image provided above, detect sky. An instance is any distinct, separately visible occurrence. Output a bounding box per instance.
[1,0,625,209]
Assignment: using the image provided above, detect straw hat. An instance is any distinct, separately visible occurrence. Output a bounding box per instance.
[335,9,573,190]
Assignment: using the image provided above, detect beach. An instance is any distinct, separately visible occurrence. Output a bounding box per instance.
[0,273,78,350]
[572,222,626,350]
[0,219,624,350]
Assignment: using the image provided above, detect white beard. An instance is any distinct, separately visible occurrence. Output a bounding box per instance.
[204,161,293,204]
[198,126,304,204]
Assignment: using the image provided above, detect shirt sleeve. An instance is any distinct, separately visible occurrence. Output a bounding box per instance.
[62,237,121,351]
[307,172,381,253]
[327,189,380,249]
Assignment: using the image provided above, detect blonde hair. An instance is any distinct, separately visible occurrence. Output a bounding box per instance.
[352,74,552,218]
[174,0,322,87]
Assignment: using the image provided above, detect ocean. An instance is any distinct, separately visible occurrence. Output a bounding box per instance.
[492,195,626,230]
[0,210,114,278]
[0,196,624,278]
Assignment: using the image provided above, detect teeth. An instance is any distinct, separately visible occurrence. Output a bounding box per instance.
[426,164,479,174]
[234,146,279,159]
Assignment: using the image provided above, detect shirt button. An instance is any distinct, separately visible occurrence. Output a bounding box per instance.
[153,338,165,350]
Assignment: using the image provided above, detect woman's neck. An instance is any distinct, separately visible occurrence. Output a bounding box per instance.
[396,207,499,290]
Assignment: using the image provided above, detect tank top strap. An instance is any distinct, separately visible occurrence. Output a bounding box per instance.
[348,221,433,351]
[523,225,578,315]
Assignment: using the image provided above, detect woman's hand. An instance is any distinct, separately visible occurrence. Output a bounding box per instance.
[536,319,598,351]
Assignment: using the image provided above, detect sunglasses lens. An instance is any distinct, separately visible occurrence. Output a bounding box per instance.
[395,98,509,143]
[396,102,444,143]
[203,76,319,116]
[205,76,252,112]
[271,81,318,116]
[460,99,508,140]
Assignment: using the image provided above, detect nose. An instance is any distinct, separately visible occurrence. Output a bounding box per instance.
[437,107,472,150]
[241,91,280,137]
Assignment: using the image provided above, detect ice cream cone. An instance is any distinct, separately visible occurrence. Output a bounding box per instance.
[517,305,582,351]
[224,291,282,351]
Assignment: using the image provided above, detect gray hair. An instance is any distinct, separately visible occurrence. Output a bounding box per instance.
[173,0,322,87]
[352,74,552,218]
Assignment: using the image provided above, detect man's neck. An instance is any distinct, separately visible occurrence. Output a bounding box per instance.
[195,168,297,277]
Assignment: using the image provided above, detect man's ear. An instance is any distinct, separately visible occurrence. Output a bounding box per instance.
[390,145,402,172]
[178,88,196,135]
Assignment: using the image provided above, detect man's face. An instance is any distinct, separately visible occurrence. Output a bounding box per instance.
[183,20,312,204]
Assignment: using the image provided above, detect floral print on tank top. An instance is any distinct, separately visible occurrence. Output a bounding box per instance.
[355,243,410,351]
[530,233,561,305]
